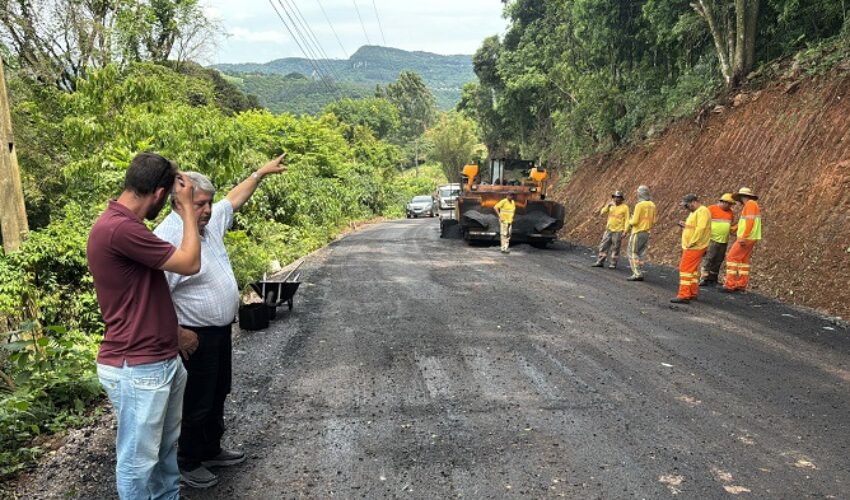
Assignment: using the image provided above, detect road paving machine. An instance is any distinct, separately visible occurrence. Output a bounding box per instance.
[440,159,565,247]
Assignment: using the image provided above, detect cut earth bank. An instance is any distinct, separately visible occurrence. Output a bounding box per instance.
[552,67,850,320]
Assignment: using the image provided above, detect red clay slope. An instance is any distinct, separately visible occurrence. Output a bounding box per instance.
[553,69,850,319]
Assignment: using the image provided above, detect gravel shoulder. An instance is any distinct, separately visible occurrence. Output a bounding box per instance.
[14,218,850,499]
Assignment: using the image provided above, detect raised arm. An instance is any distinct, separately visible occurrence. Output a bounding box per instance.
[226,154,287,212]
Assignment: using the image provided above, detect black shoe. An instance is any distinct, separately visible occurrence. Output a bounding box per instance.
[670,297,690,304]
[180,465,218,489]
[202,449,246,468]
[591,262,604,267]
[627,276,644,281]
[719,287,736,293]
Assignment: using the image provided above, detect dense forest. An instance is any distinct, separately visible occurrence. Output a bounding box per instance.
[458,0,849,165]
[217,46,476,113]
[224,72,372,115]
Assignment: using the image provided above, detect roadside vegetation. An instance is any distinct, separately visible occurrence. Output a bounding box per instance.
[459,0,850,166]
[0,1,449,479]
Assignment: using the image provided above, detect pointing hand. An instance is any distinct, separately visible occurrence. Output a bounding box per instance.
[258,153,288,178]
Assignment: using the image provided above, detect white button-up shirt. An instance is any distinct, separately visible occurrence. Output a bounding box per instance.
[154,200,240,327]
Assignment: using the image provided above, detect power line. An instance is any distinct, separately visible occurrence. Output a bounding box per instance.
[371,0,387,46]
[273,0,345,103]
[267,0,336,95]
[281,0,342,82]
[276,0,346,101]
[276,0,328,78]
[359,0,389,80]
[351,0,372,46]
[315,0,349,59]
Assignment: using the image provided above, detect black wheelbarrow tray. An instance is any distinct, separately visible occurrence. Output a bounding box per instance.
[250,265,302,311]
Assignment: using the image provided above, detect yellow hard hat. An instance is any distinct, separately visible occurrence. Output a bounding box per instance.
[720,193,735,203]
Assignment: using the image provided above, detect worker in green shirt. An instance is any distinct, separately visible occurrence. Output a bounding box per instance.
[494,192,517,254]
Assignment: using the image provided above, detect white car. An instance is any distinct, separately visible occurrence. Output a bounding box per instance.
[406,195,437,218]
[437,184,461,210]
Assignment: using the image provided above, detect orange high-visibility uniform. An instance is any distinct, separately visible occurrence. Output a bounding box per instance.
[700,204,737,281]
[725,199,762,291]
[678,205,711,299]
[707,204,736,244]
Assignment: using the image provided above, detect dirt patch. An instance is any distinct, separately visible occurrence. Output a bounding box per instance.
[553,67,850,319]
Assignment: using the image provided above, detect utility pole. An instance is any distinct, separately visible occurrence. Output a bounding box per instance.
[0,55,29,253]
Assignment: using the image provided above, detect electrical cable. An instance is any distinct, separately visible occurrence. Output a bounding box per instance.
[351,0,372,45]
[276,0,327,78]
[281,0,343,82]
[315,0,349,59]
[371,0,387,46]
[278,0,348,102]
[274,0,344,102]
[267,0,336,95]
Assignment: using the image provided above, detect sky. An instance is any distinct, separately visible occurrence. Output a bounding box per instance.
[202,0,509,64]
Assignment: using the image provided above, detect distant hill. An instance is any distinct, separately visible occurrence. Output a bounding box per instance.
[214,45,474,114]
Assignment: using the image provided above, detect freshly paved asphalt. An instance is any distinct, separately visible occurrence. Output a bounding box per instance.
[19,218,850,498]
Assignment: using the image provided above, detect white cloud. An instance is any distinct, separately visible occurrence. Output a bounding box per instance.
[204,0,507,63]
[228,27,290,45]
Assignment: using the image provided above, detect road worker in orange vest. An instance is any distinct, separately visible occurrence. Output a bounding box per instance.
[592,190,629,269]
[723,187,762,292]
[671,194,711,304]
[699,193,738,286]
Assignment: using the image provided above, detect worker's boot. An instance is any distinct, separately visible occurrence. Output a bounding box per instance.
[591,259,604,267]
[670,297,690,304]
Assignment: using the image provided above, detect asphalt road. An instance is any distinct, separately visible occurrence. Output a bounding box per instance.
[18,218,850,498]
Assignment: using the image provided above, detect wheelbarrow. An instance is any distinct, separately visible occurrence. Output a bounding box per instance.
[250,262,303,312]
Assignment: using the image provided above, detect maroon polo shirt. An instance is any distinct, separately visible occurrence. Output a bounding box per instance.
[87,200,178,367]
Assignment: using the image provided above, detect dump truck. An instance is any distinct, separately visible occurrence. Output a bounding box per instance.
[440,159,566,247]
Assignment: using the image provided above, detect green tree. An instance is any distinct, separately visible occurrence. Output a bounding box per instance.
[424,112,483,182]
[0,0,217,91]
[464,0,846,168]
[688,0,760,87]
[323,97,400,141]
[376,71,436,143]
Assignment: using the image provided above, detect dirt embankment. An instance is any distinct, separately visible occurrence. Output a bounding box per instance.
[553,69,850,319]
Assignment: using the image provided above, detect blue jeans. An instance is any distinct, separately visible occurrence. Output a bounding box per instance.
[98,356,187,500]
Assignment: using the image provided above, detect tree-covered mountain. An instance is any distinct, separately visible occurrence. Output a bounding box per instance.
[214,45,474,114]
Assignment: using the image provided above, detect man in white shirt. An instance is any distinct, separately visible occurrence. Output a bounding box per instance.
[154,154,285,488]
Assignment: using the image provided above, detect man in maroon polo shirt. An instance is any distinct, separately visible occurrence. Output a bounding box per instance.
[88,152,202,500]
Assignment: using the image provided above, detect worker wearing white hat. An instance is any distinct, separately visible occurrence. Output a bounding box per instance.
[723,187,762,292]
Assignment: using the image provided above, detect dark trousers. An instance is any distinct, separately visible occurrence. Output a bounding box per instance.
[178,324,232,465]
[700,240,728,282]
